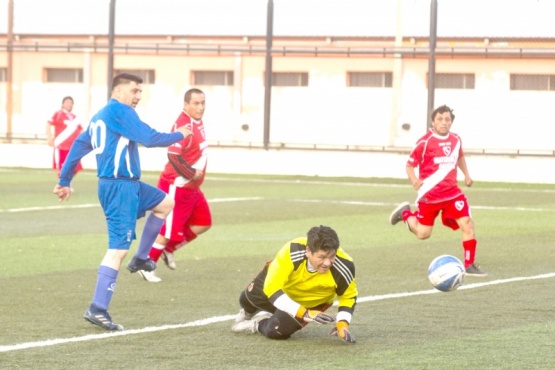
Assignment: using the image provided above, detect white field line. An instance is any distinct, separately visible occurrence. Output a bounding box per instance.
[0,204,99,213]
[287,199,552,212]
[0,197,263,213]
[2,176,554,213]
[355,272,555,303]
[1,272,554,353]
[1,197,551,213]
[0,315,236,353]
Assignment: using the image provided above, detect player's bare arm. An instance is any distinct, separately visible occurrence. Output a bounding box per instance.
[46,122,54,147]
[406,165,422,190]
[457,157,473,187]
[192,169,203,180]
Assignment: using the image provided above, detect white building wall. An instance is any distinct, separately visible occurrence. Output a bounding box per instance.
[0,143,553,185]
[1,53,555,153]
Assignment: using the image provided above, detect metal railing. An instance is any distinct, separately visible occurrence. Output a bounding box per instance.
[3,41,555,59]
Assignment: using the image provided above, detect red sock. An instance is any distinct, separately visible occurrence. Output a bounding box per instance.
[148,243,165,262]
[401,210,413,222]
[462,239,477,267]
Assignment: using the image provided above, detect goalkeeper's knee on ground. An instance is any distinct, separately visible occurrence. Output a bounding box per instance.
[258,316,293,340]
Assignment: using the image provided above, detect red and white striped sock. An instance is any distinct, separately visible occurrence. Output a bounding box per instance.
[148,242,165,262]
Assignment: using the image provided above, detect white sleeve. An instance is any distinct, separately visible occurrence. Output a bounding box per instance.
[273,294,302,318]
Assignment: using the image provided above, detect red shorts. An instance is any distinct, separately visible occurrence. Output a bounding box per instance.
[158,180,212,243]
[53,148,83,175]
[415,194,471,230]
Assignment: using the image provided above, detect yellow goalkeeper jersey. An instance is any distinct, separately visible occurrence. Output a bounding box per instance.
[263,237,357,313]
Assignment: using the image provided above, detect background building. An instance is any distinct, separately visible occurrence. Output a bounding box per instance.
[1,0,554,155]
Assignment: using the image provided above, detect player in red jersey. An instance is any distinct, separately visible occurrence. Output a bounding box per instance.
[46,96,83,177]
[138,88,211,282]
[389,105,487,277]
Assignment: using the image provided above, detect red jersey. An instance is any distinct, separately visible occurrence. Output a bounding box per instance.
[159,111,208,189]
[407,130,464,203]
[48,109,82,150]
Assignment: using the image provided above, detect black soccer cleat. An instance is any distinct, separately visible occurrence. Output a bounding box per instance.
[126,256,157,273]
[84,308,124,331]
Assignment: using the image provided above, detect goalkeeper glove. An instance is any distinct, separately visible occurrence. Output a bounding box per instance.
[330,320,356,344]
[296,307,335,325]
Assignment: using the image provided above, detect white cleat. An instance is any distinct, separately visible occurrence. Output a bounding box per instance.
[162,251,177,270]
[234,308,254,324]
[231,311,272,334]
[137,269,162,283]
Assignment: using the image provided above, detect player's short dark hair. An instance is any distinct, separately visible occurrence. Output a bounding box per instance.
[432,105,455,122]
[306,225,340,253]
[111,73,143,91]
[184,88,205,103]
[62,96,73,104]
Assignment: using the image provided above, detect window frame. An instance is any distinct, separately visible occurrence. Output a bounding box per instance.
[191,70,234,86]
[510,74,555,91]
[347,71,393,88]
[270,72,309,87]
[44,68,84,83]
[433,73,475,90]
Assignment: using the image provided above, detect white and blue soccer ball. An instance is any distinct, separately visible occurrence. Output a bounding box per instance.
[427,255,465,292]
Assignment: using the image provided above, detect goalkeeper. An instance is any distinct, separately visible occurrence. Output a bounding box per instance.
[231,225,358,343]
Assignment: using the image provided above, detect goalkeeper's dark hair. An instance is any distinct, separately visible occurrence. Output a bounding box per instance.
[111,72,143,91]
[306,225,340,253]
[431,104,455,122]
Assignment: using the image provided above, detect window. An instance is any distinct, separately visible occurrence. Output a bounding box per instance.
[0,68,6,82]
[114,69,155,84]
[271,72,308,87]
[192,71,233,86]
[347,72,392,87]
[45,68,83,83]
[435,73,475,89]
[510,74,555,91]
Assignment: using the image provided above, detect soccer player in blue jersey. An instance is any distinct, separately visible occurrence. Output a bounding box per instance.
[53,73,192,331]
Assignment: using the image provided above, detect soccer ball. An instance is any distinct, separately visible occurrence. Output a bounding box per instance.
[427,255,465,292]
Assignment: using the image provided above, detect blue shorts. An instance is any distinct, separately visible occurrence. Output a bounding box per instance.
[98,178,167,250]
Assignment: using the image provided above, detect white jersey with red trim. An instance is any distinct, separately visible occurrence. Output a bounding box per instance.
[407,129,464,203]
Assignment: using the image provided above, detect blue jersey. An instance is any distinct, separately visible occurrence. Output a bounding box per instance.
[59,99,184,187]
